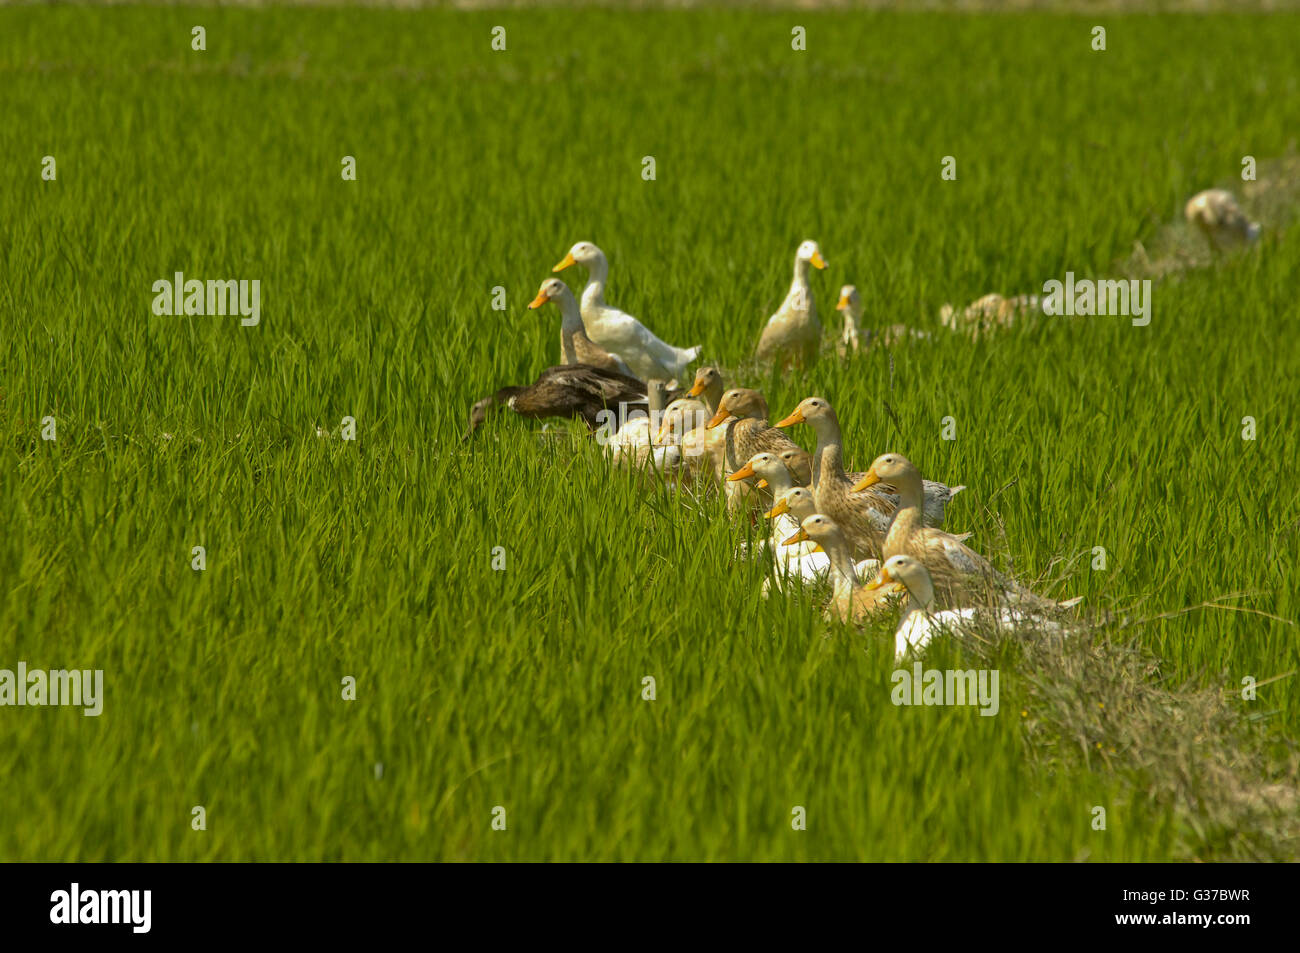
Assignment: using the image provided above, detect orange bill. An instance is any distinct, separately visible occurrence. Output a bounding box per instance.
[811,250,828,270]
[706,406,732,430]
[687,380,705,397]
[851,467,881,493]
[527,291,549,309]
[765,498,790,520]
[552,252,576,272]
[727,461,756,482]
[836,294,850,309]
[782,528,811,546]
[774,408,805,428]
[866,567,903,592]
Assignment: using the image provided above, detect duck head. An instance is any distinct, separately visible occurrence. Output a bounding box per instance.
[765,486,816,522]
[867,554,936,610]
[707,387,767,429]
[853,452,921,496]
[775,396,833,430]
[796,239,828,270]
[527,277,571,310]
[836,284,860,314]
[553,241,603,273]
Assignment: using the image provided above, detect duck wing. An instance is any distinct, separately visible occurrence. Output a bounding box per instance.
[535,364,646,404]
[733,420,802,467]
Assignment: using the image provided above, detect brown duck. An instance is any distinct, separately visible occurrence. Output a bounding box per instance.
[463,364,652,441]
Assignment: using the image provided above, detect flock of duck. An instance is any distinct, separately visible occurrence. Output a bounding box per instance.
[467,190,1258,657]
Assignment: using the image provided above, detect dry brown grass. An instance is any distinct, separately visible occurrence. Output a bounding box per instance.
[950,613,1300,861]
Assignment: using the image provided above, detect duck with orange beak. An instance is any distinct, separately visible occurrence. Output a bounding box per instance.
[781,515,895,623]
[731,455,818,576]
[706,387,800,512]
[707,388,803,477]
[657,366,728,483]
[552,241,701,381]
[867,555,1073,659]
[684,365,725,419]
[725,449,804,514]
[855,453,1070,612]
[528,277,634,377]
[773,396,899,559]
[777,397,965,532]
[756,240,828,369]
[754,489,881,595]
[835,284,863,358]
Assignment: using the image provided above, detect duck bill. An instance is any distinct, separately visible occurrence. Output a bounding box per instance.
[527,291,549,309]
[774,409,805,428]
[836,294,850,310]
[851,467,881,493]
[706,407,731,430]
[756,479,768,489]
[782,528,811,547]
[552,252,577,272]
[727,462,756,482]
[865,567,894,591]
[811,250,828,270]
[687,380,705,397]
[764,498,790,520]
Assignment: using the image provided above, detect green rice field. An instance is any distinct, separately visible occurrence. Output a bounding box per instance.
[2,3,1298,861]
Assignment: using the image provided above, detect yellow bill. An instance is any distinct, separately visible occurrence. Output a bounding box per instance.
[782,528,811,546]
[851,467,881,493]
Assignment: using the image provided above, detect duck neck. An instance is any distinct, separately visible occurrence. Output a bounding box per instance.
[701,381,724,416]
[580,254,610,311]
[840,304,861,338]
[556,292,586,364]
[743,394,770,422]
[810,415,846,491]
[765,470,794,498]
[888,475,926,546]
[790,256,811,295]
[907,585,936,616]
[826,542,860,599]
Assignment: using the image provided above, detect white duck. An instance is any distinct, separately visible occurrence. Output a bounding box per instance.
[605,380,669,465]
[756,239,827,368]
[868,554,1071,660]
[731,453,814,556]
[554,241,701,381]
